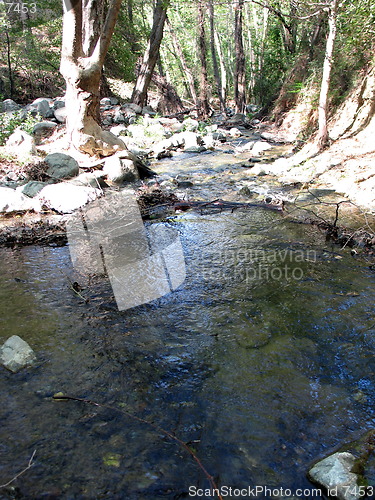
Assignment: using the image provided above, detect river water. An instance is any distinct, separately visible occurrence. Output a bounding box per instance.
[1,148,375,499]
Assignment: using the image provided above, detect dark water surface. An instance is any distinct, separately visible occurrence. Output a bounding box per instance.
[1,208,375,499]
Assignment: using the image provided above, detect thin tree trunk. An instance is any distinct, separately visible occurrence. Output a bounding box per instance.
[317,0,339,150]
[166,17,197,104]
[131,0,170,108]
[214,29,227,109]
[208,0,225,112]
[5,30,14,98]
[234,0,246,114]
[197,0,211,119]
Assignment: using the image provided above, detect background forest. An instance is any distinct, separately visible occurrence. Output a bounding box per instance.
[1,0,374,139]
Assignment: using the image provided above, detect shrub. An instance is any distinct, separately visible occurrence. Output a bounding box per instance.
[0,111,41,145]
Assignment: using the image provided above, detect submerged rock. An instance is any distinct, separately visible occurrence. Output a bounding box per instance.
[308,452,360,500]
[0,335,36,373]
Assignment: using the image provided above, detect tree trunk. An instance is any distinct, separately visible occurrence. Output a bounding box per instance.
[60,0,123,156]
[166,18,197,105]
[152,72,185,115]
[214,29,227,110]
[317,0,339,150]
[208,0,225,112]
[131,0,170,108]
[234,0,246,114]
[197,0,211,120]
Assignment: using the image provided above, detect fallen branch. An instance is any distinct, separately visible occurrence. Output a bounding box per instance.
[0,450,36,489]
[52,394,223,500]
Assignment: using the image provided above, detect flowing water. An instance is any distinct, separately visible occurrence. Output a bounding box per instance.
[1,148,375,499]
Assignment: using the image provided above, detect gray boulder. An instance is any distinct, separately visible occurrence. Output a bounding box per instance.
[53,99,65,110]
[29,97,53,118]
[38,182,101,213]
[103,154,139,184]
[308,452,360,500]
[33,121,57,135]
[142,105,156,116]
[123,103,142,115]
[100,97,112,106]
[0,335,36,373]
[45,153,79,180]
[113,110,126,124]
[21,181,49,198]
[1,99,21,113]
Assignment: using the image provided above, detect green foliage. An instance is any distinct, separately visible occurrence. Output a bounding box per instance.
[0,111,40,145]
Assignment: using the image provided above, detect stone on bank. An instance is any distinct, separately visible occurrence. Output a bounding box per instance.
[0,335,36,373]
[308,452,361,500]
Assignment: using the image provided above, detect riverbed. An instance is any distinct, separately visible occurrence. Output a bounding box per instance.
[1,145,375,499]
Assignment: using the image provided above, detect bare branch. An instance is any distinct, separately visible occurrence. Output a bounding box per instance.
[0,450,36,489]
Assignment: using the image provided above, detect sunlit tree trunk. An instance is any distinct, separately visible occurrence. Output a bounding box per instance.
[166,17,197,105]
[317,0,339,150]
[208,0,225,112]
[60,0,123,156]
[234,0,246,114]
[131,0,170,108]
[214,29,227,109]
[197,0,211,119]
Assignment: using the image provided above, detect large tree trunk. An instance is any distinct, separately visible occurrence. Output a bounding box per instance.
[131,0,169,108]
[60,0,123,156]
[234,0,246,114]
[317,0,339,150]
[197,0,211,120]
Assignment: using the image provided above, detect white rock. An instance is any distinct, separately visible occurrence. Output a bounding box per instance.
[110,124,127,136]
[103,155,139,184]
[0,186,42,213]
[5,128,36,156]
[38,182,101,213]
[308,452,359,500]
[54,107,67,123]
[252,141,273,156]
[0,335,36,373]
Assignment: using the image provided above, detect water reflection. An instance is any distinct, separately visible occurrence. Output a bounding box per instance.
[0,210,374,498]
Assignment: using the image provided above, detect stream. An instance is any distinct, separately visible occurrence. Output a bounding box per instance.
[1,144,375,499]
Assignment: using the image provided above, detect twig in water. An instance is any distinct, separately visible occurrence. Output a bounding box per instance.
[0,450,36,488]
[52,394,223,500]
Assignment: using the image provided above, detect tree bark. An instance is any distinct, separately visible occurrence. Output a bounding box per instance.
[197,0,211,120]
[131,0,170,108]
[166,17,197,104]
[317,0,339,150]
[234,0,246,114]
[60,0,123,156]
[152,72,185,115]
[208,0,225,112]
